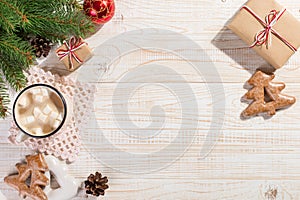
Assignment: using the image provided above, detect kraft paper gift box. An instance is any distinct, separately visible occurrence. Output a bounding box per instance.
[56,37,93,72]
[227,0,300,69]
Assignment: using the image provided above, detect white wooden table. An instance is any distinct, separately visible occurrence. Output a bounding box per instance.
[1,0,300,199]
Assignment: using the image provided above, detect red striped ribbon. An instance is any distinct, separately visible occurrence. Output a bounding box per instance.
[56,37,87,70]
[241,5,297,52]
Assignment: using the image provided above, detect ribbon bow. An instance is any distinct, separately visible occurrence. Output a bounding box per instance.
[242,5,297,52]
[56,37,86,70]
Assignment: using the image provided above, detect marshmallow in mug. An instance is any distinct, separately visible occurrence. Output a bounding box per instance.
[13,84,66,137]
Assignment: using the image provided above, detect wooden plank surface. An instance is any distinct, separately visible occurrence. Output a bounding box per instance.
[1,0,300,199]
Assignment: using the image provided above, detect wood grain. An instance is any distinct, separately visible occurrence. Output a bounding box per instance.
[1,0,300,199]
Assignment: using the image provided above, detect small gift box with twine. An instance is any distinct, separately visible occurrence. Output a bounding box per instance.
[228,0,300,69]
[56,37,93,71]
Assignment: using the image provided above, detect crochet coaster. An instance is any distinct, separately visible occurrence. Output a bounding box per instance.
[8,67,95,162]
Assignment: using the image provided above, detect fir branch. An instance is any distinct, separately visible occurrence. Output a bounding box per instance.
[0,0,27,33]
[0,57,27,91]
[0,72,10,118]
[19,0,94,42]
[70,0,84,10]
[0,34,33,69]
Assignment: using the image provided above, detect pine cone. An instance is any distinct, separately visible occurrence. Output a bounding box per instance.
[84,172,109,197]
[29,36,52,58]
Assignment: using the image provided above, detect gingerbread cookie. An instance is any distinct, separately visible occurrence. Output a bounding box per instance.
[242,71,296,117]
[4,154,49,200]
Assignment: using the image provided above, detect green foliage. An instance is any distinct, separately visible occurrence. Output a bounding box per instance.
[1,59,27,91]
[0,34,33,69]
[0,0,94,117]
[0,0,25,33]
[19,0,93,41]
[0,74,9,118]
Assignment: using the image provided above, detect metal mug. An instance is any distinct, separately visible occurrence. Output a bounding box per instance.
[12,84,67,140]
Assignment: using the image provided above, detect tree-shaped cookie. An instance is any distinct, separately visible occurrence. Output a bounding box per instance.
[4,154,49,200]
[242,71,296,117]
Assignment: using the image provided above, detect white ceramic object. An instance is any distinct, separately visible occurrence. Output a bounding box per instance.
[44,155,80,200]
[0,191,7,200]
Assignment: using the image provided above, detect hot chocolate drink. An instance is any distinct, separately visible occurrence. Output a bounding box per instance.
[13,84,66,137]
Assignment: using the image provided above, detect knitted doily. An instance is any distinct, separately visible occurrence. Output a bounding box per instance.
[8,67,95,162]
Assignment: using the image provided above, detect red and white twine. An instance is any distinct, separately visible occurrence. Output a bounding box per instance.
[56,36,86,70]
[241,5,297,52]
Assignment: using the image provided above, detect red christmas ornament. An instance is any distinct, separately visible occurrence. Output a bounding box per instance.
[83,0,115,24]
